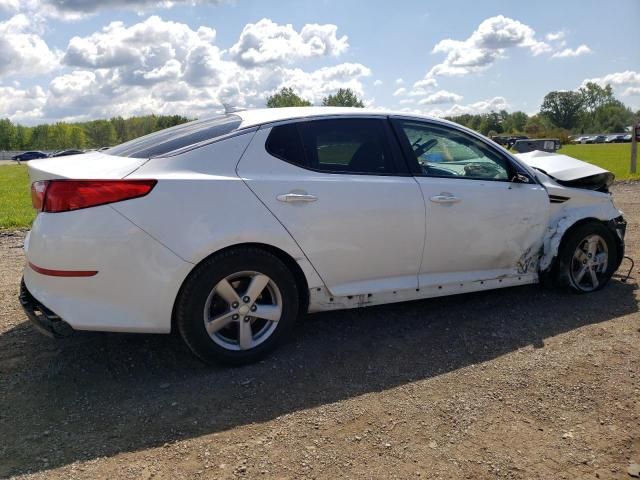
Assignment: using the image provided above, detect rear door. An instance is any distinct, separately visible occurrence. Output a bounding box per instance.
[237,117,426,296]
[391,118,549,287]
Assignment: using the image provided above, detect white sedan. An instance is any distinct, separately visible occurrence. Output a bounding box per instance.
[20,107,627,365]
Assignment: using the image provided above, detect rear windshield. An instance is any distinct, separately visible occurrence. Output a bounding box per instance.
[107,114,242,158]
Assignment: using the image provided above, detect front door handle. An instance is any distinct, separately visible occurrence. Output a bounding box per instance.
[430,193,461,204]
[276,192,318,203]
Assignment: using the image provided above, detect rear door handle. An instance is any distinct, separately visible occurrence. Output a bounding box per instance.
[276,192,318,203]
[430,194,461,204]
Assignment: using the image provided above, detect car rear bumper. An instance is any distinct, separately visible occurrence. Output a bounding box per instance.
[23,204,194,334]
[19,278,74,338]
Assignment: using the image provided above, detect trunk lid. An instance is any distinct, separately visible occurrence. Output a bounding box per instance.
[27,152,148,183]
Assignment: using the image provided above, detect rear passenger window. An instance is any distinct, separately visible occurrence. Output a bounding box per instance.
[265,118,398,175]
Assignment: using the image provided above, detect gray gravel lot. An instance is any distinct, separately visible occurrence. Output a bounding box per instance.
[0,183,638,479]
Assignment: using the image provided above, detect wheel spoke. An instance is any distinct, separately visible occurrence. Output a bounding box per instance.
[238,320,253,350]
[587,237,598,257]
[589,269,599,289]
[573,249,587,262]
[214,278,241,305]
[575,265,588,284]
[253,304,282,322]
[244,274,270,302]
[206,311,235,335]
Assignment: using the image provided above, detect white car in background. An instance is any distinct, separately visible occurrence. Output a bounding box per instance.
[20,107,626,365]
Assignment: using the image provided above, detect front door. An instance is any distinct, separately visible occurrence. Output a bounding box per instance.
[392,118,549,287]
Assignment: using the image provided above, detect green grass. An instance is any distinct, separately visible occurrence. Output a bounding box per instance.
[0,143,638,229]
[0,164,35,229]
[558,143,640,181]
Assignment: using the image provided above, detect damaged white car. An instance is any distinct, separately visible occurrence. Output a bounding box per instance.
[20,108,627,365]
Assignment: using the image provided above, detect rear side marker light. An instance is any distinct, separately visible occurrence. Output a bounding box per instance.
[28,262,98,277]
[31,179,157,213]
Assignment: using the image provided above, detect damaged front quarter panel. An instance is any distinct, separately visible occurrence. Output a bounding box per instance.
[536,180,624,273]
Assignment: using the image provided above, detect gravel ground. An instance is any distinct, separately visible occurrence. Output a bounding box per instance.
[1,184,638,480]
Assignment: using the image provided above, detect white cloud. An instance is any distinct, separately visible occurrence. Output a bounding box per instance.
[413,78,438,89]
[426,15,551,79]
[373,79,383,86]
[0,85,47,123]
[545,31,565,42]
[581,70,640,88]
[0,0,226,19]
[425,96,510,117]
[393,87,406,96]
[229,18,348,67]
[417,90,463,105]
[0,16,372,124]
[395,78,404,85]
[0,14,60,78]
[580,70,640,102]
[551,44,591,58]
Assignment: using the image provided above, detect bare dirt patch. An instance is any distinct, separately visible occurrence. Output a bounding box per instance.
[1,185,639,479]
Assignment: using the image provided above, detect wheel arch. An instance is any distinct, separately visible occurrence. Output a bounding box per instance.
[540,216,622,283]
[171,242,311,333]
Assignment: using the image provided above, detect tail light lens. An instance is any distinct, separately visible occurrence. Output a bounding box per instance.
[31,179,157,213]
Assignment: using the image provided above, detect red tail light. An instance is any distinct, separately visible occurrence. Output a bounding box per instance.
[31,179,157,213]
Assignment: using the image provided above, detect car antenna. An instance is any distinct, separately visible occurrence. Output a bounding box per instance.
[223,104,247,114]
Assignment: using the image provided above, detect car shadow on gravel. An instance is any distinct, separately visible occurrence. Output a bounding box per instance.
[0,279,637,477]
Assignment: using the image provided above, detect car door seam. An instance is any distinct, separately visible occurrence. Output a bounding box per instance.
[235,127,329,289]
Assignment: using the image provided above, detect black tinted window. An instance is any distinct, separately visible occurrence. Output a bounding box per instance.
[265,123,305,166]
[301,119,395,175]
[265,118,397,175]
[108,114,242,158]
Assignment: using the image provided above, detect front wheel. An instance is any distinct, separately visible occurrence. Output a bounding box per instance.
[175,248,299,365]
[556,223,618,293]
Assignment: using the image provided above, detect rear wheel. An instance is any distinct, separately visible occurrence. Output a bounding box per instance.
[176,248,299,365]
[556,223,617,293]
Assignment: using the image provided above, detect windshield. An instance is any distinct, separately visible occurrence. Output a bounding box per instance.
[107,114,242,158]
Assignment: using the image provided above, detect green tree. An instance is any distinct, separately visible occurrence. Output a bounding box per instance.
[85,120,117,148]
[69,126,87,148]
[579,82,615,115]
[593,101,633,133]
[321,88,365,108]
[0,119,17,150]
[266,87,312,108]
[540,91,584,130]
[507,111,528,133]
[15,125,31,149]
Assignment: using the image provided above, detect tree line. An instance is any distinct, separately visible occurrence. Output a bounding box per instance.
[446,82,637,143]
[0,115,189,151]
[0,84,636,151]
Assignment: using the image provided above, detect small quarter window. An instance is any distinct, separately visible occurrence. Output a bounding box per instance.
[265,123,305,167]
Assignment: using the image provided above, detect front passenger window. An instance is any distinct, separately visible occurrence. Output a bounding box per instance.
[397,121,511,181]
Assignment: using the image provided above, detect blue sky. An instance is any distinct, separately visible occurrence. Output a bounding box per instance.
[0,0,638,124]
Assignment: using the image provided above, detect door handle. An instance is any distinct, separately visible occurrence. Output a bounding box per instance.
[429,194,461,204]
[276,192,318,203]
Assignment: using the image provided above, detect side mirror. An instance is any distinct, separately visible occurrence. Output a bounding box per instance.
[511,173,531,183]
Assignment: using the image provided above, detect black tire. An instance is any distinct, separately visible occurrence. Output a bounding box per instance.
[176,247,299,366]
[555,222,618,293]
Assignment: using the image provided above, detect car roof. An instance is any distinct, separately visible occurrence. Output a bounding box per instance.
[234,107,443,129]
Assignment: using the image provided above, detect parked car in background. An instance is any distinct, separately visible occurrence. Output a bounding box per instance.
[604,135,625,143]
[622,134,632,143]
[11,151,48,162]
[587,135,607,144]
[512,138,560,153]
[20,107,626,365]
[50,149,85,157]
